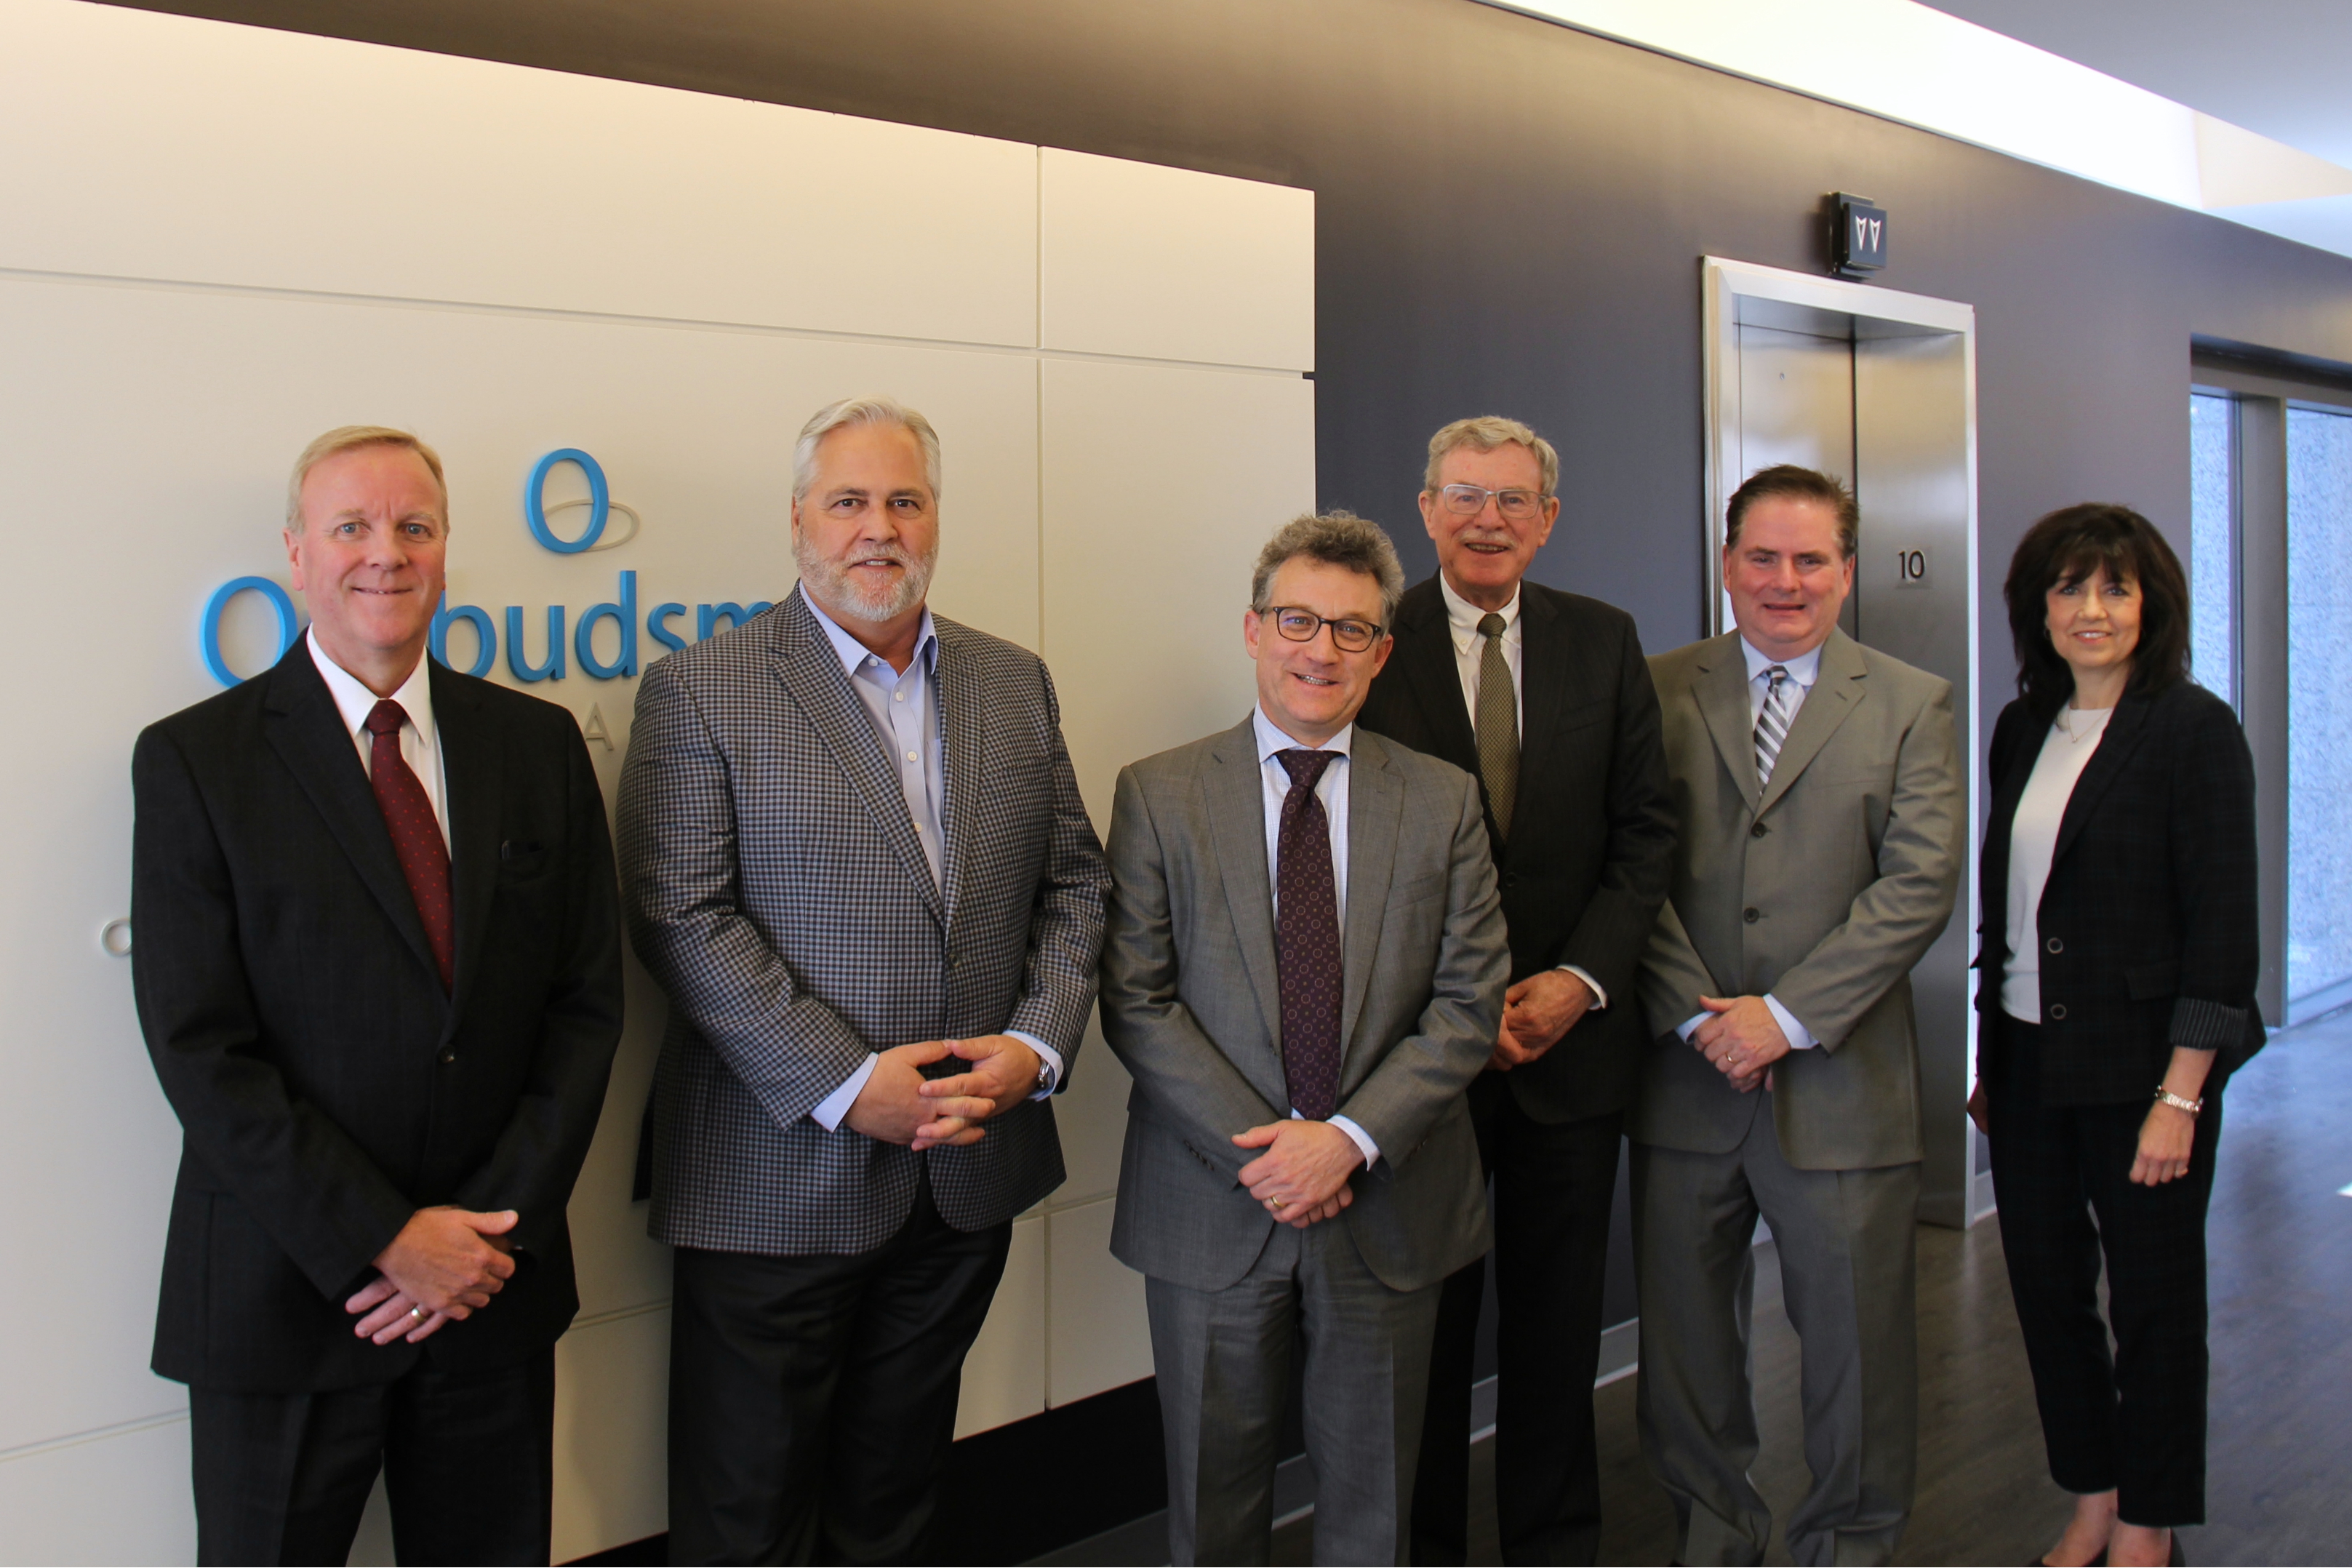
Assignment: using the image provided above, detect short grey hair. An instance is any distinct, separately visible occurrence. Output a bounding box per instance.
[791,395,943,503]
[286,425,447,532]
[1250,511,1407,629]
[1423,415,1560,497]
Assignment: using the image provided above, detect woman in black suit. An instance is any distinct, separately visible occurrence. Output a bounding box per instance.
[1970,504,2262,1568]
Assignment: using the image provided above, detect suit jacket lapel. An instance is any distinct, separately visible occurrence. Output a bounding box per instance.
[1511,589,1567,831]
[935,624,982,932]
[1396,589,1481,774]
[769,590,945,927]
[2051,695,2155,865]
[1757,631,1866,816]
[260,644,448,996]
[1339,732,1401,1074]
[1205,720,1288,1103]
[1692,635,1763,810]
[434,663,503,1023]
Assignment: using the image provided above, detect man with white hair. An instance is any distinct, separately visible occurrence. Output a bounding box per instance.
[620,396,1108,1563]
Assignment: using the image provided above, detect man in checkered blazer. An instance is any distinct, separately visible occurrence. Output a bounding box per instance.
[619,396,1108,1564]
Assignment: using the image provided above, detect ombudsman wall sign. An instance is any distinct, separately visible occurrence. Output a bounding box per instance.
[200,449,772,687]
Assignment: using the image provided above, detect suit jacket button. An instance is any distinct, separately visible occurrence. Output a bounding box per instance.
[1743,907,1761,924]
[2047,1003,2068,1021]
[1503,873,1519,890]
[2046,936,2063,954]
[1751,823,1768,838]
[439,1048,457,1065]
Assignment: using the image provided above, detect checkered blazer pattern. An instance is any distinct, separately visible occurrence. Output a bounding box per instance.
[619,586,1108,1255]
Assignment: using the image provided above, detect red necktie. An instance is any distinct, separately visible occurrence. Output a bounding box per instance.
[1275,748,1343,1121]
[365,699,455,991]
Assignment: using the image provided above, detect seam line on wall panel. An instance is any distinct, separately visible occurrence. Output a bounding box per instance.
[568,1297,672,1332]
[0,265,1307,379]
[0,1409,188,1466]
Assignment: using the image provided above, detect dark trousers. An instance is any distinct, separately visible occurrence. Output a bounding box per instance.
[188,1348,554,1567]
[666,1169,1014,1565]
[1985,1014,2222,1528]
[1412,1073,1623,1565]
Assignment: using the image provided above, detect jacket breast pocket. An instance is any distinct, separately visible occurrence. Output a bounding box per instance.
[2125,961,2180,1001]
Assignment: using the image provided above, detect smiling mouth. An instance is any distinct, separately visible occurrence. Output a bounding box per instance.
[1292,671,1339,687]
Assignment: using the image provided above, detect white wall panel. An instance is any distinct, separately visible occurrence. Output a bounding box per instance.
[953,1215,1048,1439]
[1040,148,1315,371]
[0,1418,193,1567]
[0,1,1038,348]
[0,7,1311,1559]
[1045,1199,1155,1408]
[551,1309,674,1565]
[1039,356,1317,820]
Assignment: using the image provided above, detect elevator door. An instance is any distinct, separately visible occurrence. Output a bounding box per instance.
[1706,258,1983,1227]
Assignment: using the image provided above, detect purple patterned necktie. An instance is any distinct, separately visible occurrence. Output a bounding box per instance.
[1275,748,1342,1121]
[366,699,455,992]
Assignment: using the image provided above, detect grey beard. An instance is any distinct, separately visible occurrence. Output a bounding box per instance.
[794,534,936,623]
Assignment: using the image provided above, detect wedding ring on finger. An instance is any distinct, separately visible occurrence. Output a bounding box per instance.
[409,1305,425,1323]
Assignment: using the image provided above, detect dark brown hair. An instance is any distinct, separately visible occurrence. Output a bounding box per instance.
[2003,503,2191,716]
[1724,464,1859,558]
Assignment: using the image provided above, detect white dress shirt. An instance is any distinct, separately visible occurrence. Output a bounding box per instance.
[2000,705,2114,1023]
[1436,574,1611,1011]
[308,629,449,852]
[1673,636,1831,1054]
[1252,706,1381,1170]
[801,595,1062,1132]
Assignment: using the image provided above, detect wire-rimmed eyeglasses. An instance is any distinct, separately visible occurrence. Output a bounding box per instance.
[1437,482,1547,521]
[1258,606,1385,653]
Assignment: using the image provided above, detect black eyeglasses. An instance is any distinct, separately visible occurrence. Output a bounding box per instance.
[1260,606,1385,653]
[1437,482,1546,521]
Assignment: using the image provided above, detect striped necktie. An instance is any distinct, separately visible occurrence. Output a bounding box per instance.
[1754,665,1795,788]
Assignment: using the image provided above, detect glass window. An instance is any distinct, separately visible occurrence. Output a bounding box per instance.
[2190,394,2236,705]
[2287,404,2352,1005]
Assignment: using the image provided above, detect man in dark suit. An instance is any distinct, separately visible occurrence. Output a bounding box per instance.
[1359,415,1676,1565]
[620,396,1108,1564]
[132,425,625,1566]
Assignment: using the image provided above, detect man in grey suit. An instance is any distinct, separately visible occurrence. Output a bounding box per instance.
[1100,511,1511,1566]
[1633,465,1962,1567]
[620,396,1108,1564]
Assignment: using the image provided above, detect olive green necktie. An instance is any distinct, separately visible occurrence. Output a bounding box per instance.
[1475,611,1518,839]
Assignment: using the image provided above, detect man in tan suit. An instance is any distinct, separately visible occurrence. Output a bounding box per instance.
[1633,465,1961,1567]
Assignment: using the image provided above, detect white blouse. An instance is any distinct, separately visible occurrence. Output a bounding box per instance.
[2001,705,2115,1022]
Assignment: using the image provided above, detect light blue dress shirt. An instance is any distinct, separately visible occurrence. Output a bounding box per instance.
[803,593,1063,1130]
[1673,636,1827,1054]
[1252,706,1382,1170]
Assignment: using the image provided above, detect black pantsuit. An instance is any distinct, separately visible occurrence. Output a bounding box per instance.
[1984,1015,2221,1526]
[1414,1080,1623,1565]
[1975,679,2263,1532]
[665,1171,1014,1566]
[191,1351,555,1567]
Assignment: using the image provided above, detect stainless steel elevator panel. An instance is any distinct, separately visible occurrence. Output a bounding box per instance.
[1703,258,1986,1228]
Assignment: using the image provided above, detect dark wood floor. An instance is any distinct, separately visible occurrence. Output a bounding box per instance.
[1273,1017,2352,1565]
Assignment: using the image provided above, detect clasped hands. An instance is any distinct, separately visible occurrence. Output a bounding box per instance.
[1233,1119,1365,1228]
[847,1033,1041,1152]
[345,1204,519,1346]
[1488,969,1596,1071]
[1692,994,1791,1092]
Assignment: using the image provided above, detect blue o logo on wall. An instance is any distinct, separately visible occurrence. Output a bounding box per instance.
[201,576,300,686]
[524,448,611,553]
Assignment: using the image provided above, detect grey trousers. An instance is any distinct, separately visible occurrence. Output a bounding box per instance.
[1630,1102,1919,1568]
[1145,1217,1444,1567]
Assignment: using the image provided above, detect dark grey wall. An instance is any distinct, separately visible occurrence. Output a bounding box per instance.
[104,0,2352,672]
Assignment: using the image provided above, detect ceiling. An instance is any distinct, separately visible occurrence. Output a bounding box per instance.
[1925,1,2352,168]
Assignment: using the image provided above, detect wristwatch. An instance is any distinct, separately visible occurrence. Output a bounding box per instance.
[1034,1056,1055,1096]
[2153,1087,2203,1116]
